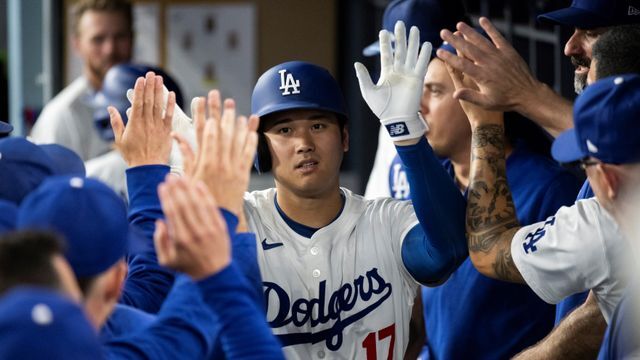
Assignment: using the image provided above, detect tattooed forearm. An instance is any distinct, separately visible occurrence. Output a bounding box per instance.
[466,124,523,282]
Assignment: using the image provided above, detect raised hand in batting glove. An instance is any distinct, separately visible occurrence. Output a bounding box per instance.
[354,21,431,145]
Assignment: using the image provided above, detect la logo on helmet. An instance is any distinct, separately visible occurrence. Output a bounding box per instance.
[278,69,301,95]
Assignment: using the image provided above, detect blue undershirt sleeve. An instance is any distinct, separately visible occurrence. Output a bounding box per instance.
[395,137,468,285]
[197,263,284,359]
[122,165,175,314]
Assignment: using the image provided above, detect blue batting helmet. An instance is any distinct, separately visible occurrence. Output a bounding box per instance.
[93,63,184,141]
[251,61,348,173]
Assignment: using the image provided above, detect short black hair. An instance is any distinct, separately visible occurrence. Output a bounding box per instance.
[593,24,640,80]
[0,231,65,295]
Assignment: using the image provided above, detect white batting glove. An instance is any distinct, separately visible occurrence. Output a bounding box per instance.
[126,86,198,175]
[354,21,431,142]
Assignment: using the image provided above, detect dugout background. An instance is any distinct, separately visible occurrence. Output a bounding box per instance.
[3,0,578,194]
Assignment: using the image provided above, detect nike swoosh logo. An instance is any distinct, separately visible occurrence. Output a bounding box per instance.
[261,238,284,250]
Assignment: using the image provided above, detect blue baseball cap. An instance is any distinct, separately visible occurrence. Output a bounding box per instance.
[0,137,56,204]
[16,176,145,277]
[538,0,640,29]
[0,122,12,136]
[363,0,467,57]
[552,74,640,164]
[0,200,17,234]
[0,138,87,204]
[39,144,86,177]
[0,287,102,359]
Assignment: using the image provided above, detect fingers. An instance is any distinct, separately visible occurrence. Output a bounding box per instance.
[415,42,432,79]
[354,62,375,93]
[130,77,145,126]
[232,115,249,164]
[108,106,125,145]
[207,89,222,123]
[219,99,236,163]
[436,46,480,79]
[393,21,407,71]
[172,132,196,176]
[445,63,465,91]
[242,117,260,171]
[379,30,393,76]
[440,29,485,66]
[164,91,176,125]
[153,75,164,122]
[405,26,420,70]
[453,87,487,106]
[192,97,206,149]
[479,17,510,50]
[142,72,156,121]
[456,22,495,54]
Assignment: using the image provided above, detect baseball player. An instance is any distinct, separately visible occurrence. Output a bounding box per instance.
[386,39,580,359]
[30,0,133,161]
[452,58,634,347]
[163,21,468,358]
[440,5,640,356]
[237,22,468,359]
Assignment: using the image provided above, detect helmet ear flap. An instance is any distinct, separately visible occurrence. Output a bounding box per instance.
[254,132,272,173]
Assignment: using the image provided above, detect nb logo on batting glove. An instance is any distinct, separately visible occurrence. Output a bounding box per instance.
[386,122,409,137]
[278,69,301,96]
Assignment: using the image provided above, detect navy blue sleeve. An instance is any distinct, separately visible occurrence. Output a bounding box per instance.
[231,232,264,308]
[121,165,175,314]
[197,263,284,359]
[104,275,219,360]
[395,137,468,285]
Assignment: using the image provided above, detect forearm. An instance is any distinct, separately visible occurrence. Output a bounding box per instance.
[122,165,175,313]
[467,123,523,283]
[515,82,573,138]
[513,293,606,359]
[396,138,468,282]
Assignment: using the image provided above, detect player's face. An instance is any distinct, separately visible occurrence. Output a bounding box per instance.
[564,28,607,94]
[74,10,132,87]
[421,59,471,158]
[263,109,348,198]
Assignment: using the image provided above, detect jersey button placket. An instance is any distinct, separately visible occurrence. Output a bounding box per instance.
[317,350,325,359]
[310,246,319,256]
[312,269,321,278]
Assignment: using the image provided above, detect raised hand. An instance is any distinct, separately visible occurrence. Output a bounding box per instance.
[110,72,175,167]
[173,90,259,217]
[154,176,230,280]
[354,21,431,144]
[437,18,539,113]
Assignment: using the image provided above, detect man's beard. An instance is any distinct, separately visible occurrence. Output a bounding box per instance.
[571,56,591,94]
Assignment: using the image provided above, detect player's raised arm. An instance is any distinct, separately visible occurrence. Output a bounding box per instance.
[355,21,468,284]
[437,18,573,137]
[446,62,525,283]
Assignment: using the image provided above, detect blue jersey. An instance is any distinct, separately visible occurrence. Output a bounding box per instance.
[388,143,581,359]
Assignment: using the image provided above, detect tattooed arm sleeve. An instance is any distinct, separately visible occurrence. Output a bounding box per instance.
[466,124,524,283]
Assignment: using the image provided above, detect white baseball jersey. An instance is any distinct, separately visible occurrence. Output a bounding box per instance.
[364,126,397,199]
[31,77,111,161]
[244,188,420,359]
[85,149,128,201]
[511,198,631,323]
